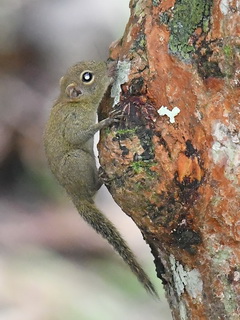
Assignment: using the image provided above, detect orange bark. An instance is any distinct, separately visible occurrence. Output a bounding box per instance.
[99,1,240,319]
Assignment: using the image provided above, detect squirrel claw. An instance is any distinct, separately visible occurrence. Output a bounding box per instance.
[108,109,124,125]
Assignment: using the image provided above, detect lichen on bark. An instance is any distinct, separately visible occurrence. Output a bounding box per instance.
[168,0,213,61]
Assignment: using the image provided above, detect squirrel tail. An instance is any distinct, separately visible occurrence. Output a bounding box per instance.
[72,197,158,298]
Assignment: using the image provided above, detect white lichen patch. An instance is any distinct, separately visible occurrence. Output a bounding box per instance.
[158,106,180,123]
[185,269,204,299]
[211,121,240,182]
[233,271,240,282]
[111,60,131,106]
[195,110,203,121]
[220,0,230,15]
[170,255,203,300]
[179,301,187,320]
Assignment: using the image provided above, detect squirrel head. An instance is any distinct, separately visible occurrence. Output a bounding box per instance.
[58,61,115,105]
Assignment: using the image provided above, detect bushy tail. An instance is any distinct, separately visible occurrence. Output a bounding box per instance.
[72,197,158,298]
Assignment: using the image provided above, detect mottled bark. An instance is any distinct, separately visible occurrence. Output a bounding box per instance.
[98,0,240,319]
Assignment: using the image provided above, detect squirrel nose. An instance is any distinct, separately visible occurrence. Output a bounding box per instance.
[66,84,82,99]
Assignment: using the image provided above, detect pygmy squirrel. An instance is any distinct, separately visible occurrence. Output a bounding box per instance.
[44,61,157,297]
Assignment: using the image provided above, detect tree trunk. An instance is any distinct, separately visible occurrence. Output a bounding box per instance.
[98,0,240,319]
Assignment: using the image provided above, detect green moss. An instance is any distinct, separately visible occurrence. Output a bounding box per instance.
[115,128,137,140]
[104,127,111,134]
[131,161,146,174]
[131,160,157,175]
[202,17,210,32]
[221,44,235,78]
[223,45,233,58]
[133,181,146,191]
[168,0,213,61]
[115,128,136,136]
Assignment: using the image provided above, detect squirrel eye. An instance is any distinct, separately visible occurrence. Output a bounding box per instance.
[81,71,94,84]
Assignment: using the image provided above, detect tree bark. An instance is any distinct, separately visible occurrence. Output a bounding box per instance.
[98,0,240,319]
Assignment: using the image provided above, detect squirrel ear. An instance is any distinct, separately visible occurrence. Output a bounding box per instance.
[59,76,64,87]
